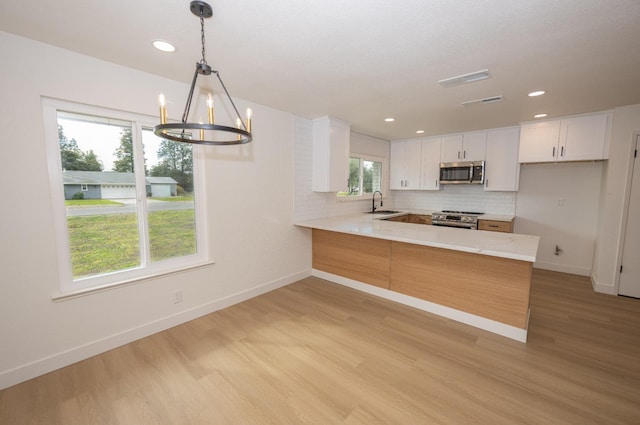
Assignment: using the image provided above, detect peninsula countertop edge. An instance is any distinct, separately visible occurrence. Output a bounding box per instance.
[295,212,540,263]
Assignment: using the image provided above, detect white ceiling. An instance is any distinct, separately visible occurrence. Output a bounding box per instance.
[2,0,640,140]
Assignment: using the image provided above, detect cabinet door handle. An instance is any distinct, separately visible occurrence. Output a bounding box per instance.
[458,151,461,159]
[435,179,438,188]
[560,146,564,157]
[552,146,556,158]
[485,179,488,188]
[463,150,466,159]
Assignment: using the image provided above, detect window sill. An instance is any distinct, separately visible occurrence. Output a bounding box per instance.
[52,260,215,302]
[336,196,387,203]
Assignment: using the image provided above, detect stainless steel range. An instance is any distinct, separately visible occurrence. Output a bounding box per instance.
[431,210,484,230]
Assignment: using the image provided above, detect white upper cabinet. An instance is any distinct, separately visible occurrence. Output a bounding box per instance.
[461,132,488,162]
[420,136,442,190]
[390,139,422,190]
[560,113,610,161]
[440,134,463,162]
[518,120,560,163]
[518,112,611,163]
[440,132,487,162]
[484,127,520,191]
[312,116,350,192]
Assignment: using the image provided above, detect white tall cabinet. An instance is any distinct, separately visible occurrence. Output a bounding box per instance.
[420,136,442,190]
[484,127,520,191]
[312,117,350,192]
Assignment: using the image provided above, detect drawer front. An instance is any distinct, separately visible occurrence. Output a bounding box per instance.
[478,219,513,233]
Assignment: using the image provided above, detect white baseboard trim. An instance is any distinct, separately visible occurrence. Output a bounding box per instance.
[311,269,528,343]
[0,270,311,391]
[590,273,616,295]
[533,262,591,277]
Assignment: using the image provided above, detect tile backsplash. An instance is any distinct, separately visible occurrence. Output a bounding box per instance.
[393,185,516,215]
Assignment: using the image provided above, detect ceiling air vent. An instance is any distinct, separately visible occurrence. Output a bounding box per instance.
[461,95,503,106]
[438,69,490,88]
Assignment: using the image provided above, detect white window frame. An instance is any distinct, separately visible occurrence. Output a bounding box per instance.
[80,184,88,191]
[43,98,211,299]
[337,153,387,201]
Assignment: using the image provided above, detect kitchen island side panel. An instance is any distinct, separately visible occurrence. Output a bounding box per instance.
[390,242,532,329]
[312,229,391,289]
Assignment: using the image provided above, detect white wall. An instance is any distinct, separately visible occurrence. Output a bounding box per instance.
[0,32,310,389]
[294,122,391,221]
[514,162,603,276]
[592,104,640,293]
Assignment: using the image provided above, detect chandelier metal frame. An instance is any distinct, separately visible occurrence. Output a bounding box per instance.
[154,1,252,145]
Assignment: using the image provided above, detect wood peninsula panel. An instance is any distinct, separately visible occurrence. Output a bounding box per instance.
[312,229,391,289]
[478,219,514,233]
[390,242,532,328]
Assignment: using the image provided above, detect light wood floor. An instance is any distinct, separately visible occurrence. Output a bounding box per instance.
[1,269,639,424]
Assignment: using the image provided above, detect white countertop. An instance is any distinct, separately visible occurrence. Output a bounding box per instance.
[295,212,539,262]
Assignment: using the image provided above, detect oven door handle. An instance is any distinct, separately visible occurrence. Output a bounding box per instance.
[432,222,476,230]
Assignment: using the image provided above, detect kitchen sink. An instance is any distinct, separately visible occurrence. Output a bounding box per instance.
[367,210,401,214]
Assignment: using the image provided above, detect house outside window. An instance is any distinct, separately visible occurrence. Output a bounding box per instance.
[338,154,384,198]
[43,98,208,296]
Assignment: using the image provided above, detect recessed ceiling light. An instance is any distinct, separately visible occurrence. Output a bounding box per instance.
[153,40,175,52]
[534,113,548,118]
[416,130,425,134]
[384,118,395,122]
[528,90,546,97]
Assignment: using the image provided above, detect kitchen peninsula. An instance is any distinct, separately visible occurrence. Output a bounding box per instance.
[296,212,540,342]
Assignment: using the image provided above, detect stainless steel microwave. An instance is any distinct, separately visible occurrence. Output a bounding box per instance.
[439,161,485,184]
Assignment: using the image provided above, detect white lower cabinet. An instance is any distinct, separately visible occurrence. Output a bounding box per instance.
[484,127,520,191]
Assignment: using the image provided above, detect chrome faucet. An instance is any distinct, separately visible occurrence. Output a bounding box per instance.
[372,191,383,212]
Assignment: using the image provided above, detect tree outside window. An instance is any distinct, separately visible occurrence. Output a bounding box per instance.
[338,155,383,197]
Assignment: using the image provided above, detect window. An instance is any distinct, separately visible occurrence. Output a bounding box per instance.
[338,154,384,198]
[43,99,208,296]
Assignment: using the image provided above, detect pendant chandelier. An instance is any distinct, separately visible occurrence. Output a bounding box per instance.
[154,1,252,145]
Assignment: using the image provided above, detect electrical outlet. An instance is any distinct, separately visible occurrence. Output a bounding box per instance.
[174,289,183,304]
[557,198,565,207]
